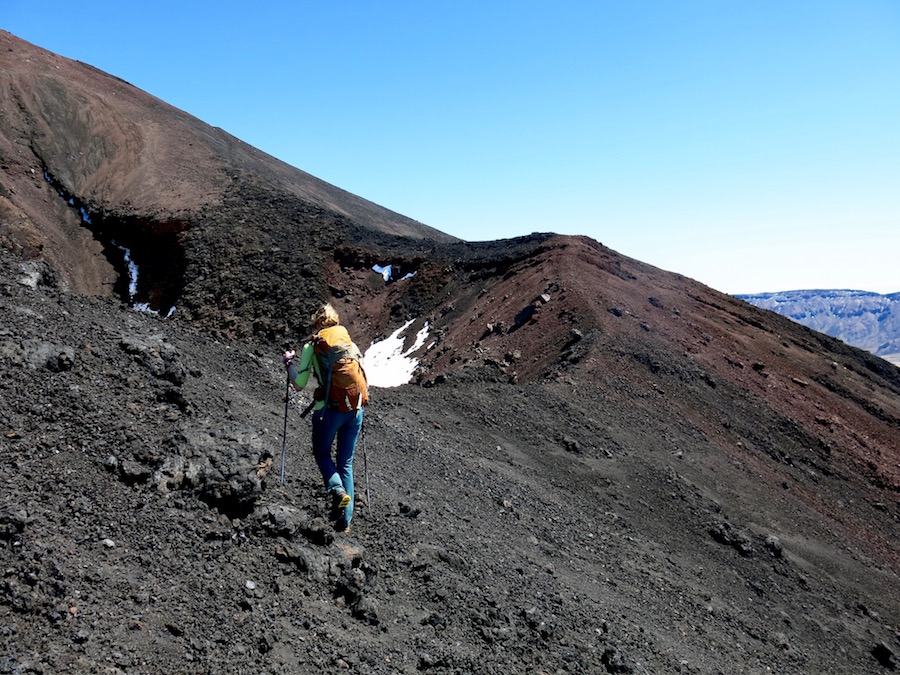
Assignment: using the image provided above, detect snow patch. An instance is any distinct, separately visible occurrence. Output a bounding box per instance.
[372,263,416,282]
[113,241,175,318]
[372,264,392,282]
[364,319,429,387]
[114,242,139,300]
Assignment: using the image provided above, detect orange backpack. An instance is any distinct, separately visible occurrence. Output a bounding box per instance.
[313,325,369,412]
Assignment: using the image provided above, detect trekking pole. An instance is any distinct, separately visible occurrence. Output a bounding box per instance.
[280,369,290,485]
[362,412,371,511]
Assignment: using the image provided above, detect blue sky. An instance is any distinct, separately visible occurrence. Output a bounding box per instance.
[5,1,899,294]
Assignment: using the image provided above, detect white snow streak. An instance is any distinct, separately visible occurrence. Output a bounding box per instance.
[372,263,416,282]
[372,264,393,282]
[364,319,429,388]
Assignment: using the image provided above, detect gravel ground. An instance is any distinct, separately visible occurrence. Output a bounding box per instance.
[2,245,898,675]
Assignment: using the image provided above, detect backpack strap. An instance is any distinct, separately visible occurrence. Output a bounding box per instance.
[311,334,329,402]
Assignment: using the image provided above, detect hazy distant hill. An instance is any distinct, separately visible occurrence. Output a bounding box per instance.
[738,289,900,366]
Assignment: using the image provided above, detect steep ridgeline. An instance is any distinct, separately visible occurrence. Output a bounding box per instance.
[0,30,454,330]
[738,290,900,366]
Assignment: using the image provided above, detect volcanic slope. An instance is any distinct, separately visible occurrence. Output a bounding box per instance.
[0,31,452,333]
[1,30,900,675]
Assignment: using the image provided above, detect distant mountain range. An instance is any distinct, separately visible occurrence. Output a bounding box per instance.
[737,289,900,366]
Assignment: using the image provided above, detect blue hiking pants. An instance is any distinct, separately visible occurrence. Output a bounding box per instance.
[311,407,363,528]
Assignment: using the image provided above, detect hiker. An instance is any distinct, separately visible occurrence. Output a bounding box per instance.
[283,303,368,533]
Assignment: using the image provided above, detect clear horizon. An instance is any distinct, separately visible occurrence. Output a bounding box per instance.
[4,2,898,294]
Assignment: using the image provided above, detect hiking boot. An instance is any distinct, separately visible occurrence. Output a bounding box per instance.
[333,488,351,510]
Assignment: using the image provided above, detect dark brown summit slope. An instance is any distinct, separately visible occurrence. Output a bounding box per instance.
[1,31,899,675]
[0,31,453,310]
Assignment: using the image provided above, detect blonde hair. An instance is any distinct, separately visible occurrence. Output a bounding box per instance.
[311,303,340,330]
